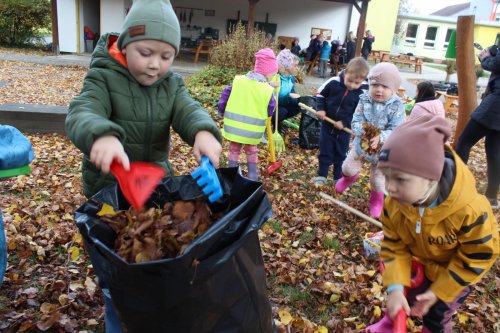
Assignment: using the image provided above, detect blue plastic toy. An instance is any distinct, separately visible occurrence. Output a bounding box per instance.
[0,125,34,288]
[191,156,223,202]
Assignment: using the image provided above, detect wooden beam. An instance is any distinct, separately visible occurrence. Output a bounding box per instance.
[453,16,478,147]
[355,0,369,57]
[247,0,259,36]
[320,0,361,12]
[50,0,59,54]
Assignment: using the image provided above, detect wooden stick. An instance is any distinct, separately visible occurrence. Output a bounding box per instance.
[299,102,353,135]
[319,192,383,228]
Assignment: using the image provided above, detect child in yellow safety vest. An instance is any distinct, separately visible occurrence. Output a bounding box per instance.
[218,48,278,181]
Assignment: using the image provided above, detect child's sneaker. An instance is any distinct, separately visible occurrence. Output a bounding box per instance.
[487,197,498,209]
[312,176,327,187]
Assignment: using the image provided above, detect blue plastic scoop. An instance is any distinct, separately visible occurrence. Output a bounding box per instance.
[191,156,223,202]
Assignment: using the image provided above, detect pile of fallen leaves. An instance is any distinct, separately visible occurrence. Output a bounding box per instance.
[360,123,382,155]
[100,199,218,263]
[0,54,498,333]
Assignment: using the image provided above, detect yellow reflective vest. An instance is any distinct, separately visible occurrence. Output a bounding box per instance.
[222,75,273,144]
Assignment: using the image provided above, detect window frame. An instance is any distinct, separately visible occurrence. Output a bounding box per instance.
[423,26,438,49]
[405,23,419,46]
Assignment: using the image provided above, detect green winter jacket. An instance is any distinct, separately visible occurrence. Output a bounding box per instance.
[66,33,221,198]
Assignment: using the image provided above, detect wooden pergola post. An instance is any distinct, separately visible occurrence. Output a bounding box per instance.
[355,0,369,57]
[51,0,59,54]
[247,0,259,36]
[453,16,478,147]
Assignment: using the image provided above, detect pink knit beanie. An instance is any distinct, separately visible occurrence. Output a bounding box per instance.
[377,115,451,181]
[368,62,401,93]
[254,48,278,75]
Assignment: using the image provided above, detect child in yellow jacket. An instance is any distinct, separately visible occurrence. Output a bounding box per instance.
[376,115,499,333]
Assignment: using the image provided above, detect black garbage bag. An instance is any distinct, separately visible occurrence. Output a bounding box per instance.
[298,95,320,149]
[74,168,275,333]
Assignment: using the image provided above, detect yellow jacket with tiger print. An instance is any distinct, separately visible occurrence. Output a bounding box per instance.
[380,146,499,302]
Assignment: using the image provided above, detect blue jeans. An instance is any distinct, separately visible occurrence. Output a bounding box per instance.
[317,124,351,180]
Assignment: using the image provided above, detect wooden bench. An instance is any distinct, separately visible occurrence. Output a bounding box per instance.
[370,50,390,64]
[436,90,459,111]
[329,58,346,76]
[193,39,216,63]
[389,54,423,74]
[303,53,320,76]
[379,51,391,63]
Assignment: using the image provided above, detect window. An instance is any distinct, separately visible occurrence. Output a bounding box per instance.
[405,23,418,45]
[444,29,455,49]
[424,26,438,48]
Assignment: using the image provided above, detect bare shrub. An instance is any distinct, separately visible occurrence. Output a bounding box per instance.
[209,21,279,71]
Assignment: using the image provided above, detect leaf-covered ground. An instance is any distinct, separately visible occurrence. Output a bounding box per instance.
[0,55,498,332]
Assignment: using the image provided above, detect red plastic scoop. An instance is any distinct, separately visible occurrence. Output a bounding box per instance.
[110,161,166,211]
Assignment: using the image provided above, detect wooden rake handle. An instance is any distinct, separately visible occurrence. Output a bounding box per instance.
[298,102,353,135]
[319,192,382,228]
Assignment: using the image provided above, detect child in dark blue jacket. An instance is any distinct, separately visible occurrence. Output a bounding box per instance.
[312,57,369,186]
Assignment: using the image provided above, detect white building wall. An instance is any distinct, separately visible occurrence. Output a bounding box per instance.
[58,0,353,53]
[396,17,457,60]
[100,0,129,34]
[57,0,78,53]
[170,0,351,49]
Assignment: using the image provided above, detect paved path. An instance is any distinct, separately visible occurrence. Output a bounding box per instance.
[0,51,489,98]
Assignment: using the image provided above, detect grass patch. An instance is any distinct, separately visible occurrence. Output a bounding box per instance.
[299,231,315,245]
[425,63,446,71]
[323,236,341,251]
[266,219,282,233]
[278,284,312,304]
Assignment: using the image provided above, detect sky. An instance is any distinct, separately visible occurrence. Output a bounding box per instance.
[409,0,468,15]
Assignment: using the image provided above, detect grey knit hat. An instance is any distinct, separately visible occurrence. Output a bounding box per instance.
[117,0,180,54]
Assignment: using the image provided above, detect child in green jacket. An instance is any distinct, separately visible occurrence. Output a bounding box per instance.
[65,0,221,331]
[66,0,222,199]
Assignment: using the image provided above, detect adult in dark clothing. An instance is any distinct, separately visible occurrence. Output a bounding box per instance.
[306,34,322,61]
[361,30,375,60]
[456,45,500,208]
[345,31,356,63]
[291,37,301,57]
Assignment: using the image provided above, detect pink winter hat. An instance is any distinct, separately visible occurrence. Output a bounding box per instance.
[254,48,278,75]
[377,114,451,181]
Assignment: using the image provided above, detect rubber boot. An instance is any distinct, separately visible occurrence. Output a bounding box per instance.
[247,162,259,181]
[369,191,385,219]
[334,173,360,193]
[365,312,394,333]
[228,160,238,168]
